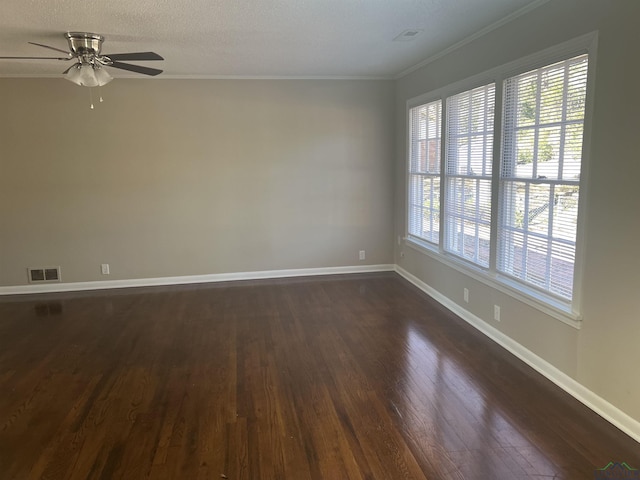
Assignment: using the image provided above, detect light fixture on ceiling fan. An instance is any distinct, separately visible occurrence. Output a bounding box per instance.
[65,61,113,87]
[63,32,114,87]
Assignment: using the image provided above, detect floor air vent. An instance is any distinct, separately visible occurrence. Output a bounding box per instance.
[28,267,61,283]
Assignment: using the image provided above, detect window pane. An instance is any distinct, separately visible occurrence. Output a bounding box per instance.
[562,123,584,180]
[567,58,589,121]
[408,175,440,244]
[524,235,549,289]
[445,177,492,267]
[516,77,537,128]
[539,66,564,124]
[503,55,588,183]
[552,186,579,243]
[498,53,588,300]
[408,99,442,245]
[498,180,579,300]
[410,101,441,174]
[549,240,575,298]
[444,83,495,267]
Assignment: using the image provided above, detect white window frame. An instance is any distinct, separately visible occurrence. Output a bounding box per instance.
[498,54,588,301]
[444,83,495,268]
[404,33,597,327]
[408,100,443,245]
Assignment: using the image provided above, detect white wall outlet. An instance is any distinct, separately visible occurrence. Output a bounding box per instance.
[494,305,501,322]
[400,251,405,258]
[359,250,366,261]
[101,263,110,275]
[463,288,469,303]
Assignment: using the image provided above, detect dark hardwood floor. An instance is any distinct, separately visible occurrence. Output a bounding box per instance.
[0,272,638,479]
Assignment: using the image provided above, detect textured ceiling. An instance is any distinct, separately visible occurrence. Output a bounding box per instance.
[0,0,547,79]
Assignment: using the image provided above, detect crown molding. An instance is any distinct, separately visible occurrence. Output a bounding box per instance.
[395,0,552,79]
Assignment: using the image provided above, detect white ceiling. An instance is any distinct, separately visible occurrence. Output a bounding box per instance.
[0,0,547,79]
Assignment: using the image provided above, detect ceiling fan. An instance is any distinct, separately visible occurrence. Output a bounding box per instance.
[0,32,164,87]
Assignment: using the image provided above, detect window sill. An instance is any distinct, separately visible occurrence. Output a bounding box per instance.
[404,237,582,329]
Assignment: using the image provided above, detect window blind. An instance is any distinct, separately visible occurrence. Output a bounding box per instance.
[408,100,442,245]
[444,84,495,267]
[498,54,588,299]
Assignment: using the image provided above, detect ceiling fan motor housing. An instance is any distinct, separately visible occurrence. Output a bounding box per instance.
[65,32,104,57]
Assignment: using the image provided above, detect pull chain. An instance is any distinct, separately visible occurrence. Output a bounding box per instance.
[89,88,95,110]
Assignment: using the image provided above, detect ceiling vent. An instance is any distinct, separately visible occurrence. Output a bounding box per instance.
[393,29,423,42]
[28,266,61,283]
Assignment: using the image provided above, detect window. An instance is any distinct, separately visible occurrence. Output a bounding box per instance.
[498,55,588,300]
[444,84,495,267]
[406,39,592,320]
[408,100,442,245]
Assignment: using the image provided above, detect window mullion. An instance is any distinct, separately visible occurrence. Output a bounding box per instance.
[467,90,472,175]
[475,179,480,264]
[438,99,447,250]
[545,184,555,290]
[522,183,530,278]
[558,60,570,179]
[532,71,542,179]
[489,77,504,273]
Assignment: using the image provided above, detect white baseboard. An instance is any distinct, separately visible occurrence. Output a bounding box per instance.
[394,265,640,444]
[0,264,395,296]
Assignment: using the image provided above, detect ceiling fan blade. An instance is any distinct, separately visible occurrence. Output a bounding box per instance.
[109,61,163,76]
[0,56,71,60]
[28,42,71,55]
[104,52,163,61]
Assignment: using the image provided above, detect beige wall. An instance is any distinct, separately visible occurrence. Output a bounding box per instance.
[0,79,395,285]
[395,0,640,424]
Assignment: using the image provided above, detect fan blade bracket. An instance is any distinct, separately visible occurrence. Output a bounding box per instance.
[95,56,113,66]
[61,64,76,74]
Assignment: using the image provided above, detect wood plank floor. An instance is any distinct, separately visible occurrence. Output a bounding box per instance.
[0,272,638,479]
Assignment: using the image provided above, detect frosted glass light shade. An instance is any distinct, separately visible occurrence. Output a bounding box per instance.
[94,66,113,86]
[65,63,84,85]
[65,63,112,87]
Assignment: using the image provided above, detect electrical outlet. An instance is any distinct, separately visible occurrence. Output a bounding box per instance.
[359,250,366,261]
[463,288,469,303]
[494,305,501,322]
[101,263,110,275]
